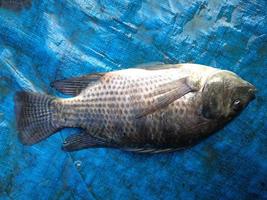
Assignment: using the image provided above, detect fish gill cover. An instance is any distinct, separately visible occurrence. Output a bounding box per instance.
[0,0,266,199]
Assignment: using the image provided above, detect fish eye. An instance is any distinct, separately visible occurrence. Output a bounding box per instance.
[232,99,242,111]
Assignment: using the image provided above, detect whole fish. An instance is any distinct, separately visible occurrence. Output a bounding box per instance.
[15,64,256,153]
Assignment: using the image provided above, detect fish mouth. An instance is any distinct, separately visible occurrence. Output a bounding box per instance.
[248,86,257,100]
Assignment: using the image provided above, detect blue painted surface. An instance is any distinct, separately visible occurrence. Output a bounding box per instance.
[0,0,266,199]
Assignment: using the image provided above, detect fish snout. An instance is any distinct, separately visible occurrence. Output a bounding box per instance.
[248,86,257,100]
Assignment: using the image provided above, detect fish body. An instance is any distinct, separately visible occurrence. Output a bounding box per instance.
[15,64,256,153]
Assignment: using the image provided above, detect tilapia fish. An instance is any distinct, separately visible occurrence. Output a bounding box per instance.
[15,64,256,153]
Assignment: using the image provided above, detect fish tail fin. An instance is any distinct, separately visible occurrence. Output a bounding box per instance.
[15,91,60,145]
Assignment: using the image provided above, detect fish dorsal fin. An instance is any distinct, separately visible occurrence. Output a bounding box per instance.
[135,62,181,70]
[136,77,194,118]
[134,62,164,69]
[51,73,105,96]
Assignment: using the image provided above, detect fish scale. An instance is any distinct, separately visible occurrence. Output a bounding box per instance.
[54,69,203,147]
[15,64,256,152]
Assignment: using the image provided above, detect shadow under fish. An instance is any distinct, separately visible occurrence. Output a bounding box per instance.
[0,0,32,11]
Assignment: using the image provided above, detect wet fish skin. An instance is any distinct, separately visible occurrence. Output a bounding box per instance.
[15,63,256,153]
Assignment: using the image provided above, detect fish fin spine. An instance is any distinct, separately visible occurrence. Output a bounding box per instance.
[15,91,61,145]
[62,131,108,151]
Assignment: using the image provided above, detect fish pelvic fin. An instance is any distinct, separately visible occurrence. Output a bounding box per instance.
[15,91,61,145]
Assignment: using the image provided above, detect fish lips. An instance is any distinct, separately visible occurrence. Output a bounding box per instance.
[248,87,257,100]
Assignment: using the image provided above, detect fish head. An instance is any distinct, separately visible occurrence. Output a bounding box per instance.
[201,70,256,121]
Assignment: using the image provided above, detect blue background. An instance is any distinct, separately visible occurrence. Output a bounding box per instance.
[0,0,266,199]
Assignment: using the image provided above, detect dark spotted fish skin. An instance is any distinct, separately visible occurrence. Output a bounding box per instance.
[53,67,216,148]
[15,64,256,152]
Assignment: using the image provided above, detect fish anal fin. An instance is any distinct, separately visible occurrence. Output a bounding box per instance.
[124,147,183,153]
[62,131,108,152]
[51,73,105,96]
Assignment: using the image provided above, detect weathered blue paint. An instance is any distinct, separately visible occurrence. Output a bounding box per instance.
[0,0,266,199]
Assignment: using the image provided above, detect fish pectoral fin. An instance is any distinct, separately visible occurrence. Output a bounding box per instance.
[136,77,194,118]
[62,132,108,151]
[51,73,105,96]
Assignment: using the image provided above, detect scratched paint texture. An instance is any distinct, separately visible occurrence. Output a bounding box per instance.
[0,0,266,199]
